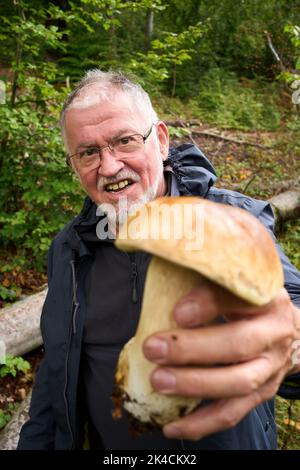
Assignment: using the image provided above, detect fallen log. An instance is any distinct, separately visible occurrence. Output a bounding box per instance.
[0,391,31,450]
[0,289,46,356]
[0,292,46,450]
[269,189,300,223]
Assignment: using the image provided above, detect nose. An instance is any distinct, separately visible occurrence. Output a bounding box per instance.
[97,148,125,177]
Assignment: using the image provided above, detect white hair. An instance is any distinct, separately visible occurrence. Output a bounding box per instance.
[60,69,158,150]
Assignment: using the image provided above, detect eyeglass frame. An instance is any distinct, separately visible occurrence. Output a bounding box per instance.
[66,123,155,168]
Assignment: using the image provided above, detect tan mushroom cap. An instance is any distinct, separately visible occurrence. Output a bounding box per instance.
[116,196,283,305]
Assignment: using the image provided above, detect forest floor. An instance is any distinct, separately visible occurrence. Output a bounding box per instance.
[0,123,300,448]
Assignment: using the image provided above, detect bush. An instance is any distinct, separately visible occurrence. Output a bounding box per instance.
[0,355,30,378]
[190,68,282,130]
[0,2,85,272]
[0,85,84,271]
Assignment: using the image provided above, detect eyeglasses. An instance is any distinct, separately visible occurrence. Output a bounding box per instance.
[67,123,154,172]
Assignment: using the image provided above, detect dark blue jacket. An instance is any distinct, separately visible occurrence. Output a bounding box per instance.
[18,144,300,450]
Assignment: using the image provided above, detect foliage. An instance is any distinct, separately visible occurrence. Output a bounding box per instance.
[0,285,18,301]
[0,355,31,379]
[167,126,191,140]
[190,69,282,130]
[278,25,300,103]
[276,396,300,450]
[0,404,17,430]
[278,219,300,270]
[127,23,206,96]
[0,92,84,271]
[0,0,84,272]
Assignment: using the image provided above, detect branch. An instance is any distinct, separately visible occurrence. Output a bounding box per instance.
[229,176,300,195]
[270,176,300,193]
[165,120,272,149]
[191,129,272,149]
[177,119,197,145]
[264,30,285,72]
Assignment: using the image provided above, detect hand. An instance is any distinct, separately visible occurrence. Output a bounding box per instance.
[143,283,300,441]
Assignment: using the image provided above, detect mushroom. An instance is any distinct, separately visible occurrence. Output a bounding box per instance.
[113,196,283,430]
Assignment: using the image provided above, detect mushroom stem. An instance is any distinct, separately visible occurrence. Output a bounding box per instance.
[114,255,203,427]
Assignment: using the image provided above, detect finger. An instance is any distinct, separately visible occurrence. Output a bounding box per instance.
[143,310,291,365]
[162,375,281,441]
[150,356,277,398]
[173,281,267,327]
[143,319,282,366]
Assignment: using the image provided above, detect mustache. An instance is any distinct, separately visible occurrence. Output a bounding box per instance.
[97,169,140,190]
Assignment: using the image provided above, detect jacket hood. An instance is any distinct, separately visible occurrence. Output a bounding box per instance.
[166,143,217,196]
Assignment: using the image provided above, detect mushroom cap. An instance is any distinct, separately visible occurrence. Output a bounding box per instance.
[116,196,283,305]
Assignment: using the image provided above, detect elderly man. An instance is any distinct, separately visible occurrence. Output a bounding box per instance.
[18,70,300,450]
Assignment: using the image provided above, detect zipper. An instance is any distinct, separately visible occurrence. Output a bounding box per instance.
[63,325,74,449]
[70,259,80,335]
[129,254,138,303]
[63,256,79,449]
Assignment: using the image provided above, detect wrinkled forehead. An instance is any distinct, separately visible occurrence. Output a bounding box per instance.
[65,90,149,134]
[63,86,151,152]
[68,83,135,111]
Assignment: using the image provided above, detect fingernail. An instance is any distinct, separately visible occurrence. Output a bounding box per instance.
[152,369,176,392]
[144,337,168,361]
[163,423,182,439]
[175,301,200,325]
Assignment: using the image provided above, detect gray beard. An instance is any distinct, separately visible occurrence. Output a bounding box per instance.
[97,169,164,239]
[106,184,159,231]
[96,157,165,236]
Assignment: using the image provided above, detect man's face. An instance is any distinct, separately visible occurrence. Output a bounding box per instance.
[64,90,169,222]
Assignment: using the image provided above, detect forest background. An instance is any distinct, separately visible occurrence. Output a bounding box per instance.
[0,0,300,449]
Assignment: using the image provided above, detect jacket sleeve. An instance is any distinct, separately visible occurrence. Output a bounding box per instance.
[17,243,56,449]
[250,201,300,399]
[255,202,300,309]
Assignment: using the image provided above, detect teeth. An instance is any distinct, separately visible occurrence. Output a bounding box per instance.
[106,179,130,191]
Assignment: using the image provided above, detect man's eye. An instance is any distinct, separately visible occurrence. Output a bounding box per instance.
[118,135,136,146]
[79,148,99,158]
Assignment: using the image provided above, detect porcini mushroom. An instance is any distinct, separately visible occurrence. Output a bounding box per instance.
[113,196,283,429]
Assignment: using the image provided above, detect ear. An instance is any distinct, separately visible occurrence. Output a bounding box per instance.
[156,121,169,160]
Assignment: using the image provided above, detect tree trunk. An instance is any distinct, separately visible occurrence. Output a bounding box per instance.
[145,9,154,51]
[10,1,26,107]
